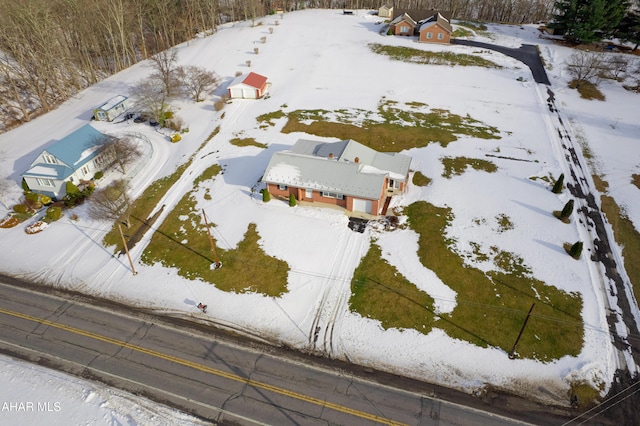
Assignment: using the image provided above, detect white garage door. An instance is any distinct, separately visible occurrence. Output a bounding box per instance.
[230,88,244,98]
[243,88,256,99]
[352,198,372,214]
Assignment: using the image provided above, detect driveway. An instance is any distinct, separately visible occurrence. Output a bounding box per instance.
[451,39,551,85]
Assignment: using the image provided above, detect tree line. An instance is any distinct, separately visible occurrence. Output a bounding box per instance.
[553,0,640,46]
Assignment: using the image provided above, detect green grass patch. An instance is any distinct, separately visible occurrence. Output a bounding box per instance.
[496,214,514,232]
[104,127,221,251]
[263,99,500,152]
[403,201,583,361]
[205,125,221,142]
[592,174,609,193]
[412,171,432,187]
[229,137,267,149]
[141,170,288,296]
[529,174,552,184]
[256,110,286,126]
[193,164,222,187]
[405,101,427,108]
[441,156,497,178]
[569,79,605,101]
[103,162,191,251]
[370,43,501,68]
[350,242,436,333]
[631,174,640,190]
[452,27,473,37]
[601,195,640,307]
[456,21,488,32]
[570,381,604,409]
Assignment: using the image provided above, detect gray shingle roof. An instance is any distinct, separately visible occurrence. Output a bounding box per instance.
[263,139,411,200]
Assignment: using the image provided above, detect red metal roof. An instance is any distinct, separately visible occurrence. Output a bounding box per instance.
[243,72,268,89]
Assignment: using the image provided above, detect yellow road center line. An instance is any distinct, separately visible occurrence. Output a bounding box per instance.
[0,307,406,426]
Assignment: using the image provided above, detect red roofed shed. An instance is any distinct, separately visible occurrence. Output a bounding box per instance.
[228,72,270,99]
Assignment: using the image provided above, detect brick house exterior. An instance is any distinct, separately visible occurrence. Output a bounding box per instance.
[418,14,452,44]
[262,139,411,216]
[389,10,452,43]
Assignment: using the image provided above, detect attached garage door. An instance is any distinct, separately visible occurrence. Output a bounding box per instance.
[243,88,256,98]
[352,198,372,214]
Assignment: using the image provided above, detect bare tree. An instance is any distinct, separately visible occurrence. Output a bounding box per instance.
[104,136,144,174]
[178,65,220,102]
[88,179,133,227]
[149,49,181,97]
[602,55,629,80]
[566,51,606,87]
[623,60,640,93]
[131,78,169,120]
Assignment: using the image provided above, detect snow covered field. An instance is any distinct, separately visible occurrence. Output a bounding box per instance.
[1,9,639,423]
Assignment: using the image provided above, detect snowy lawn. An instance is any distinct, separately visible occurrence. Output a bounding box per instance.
[1,10,639,414]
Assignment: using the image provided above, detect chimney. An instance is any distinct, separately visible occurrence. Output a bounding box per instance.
[328,153,334,159]
[354,157,359,163]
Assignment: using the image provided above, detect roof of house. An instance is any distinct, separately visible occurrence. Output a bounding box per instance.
[392,9,452,23]
[229,72,268,90]
[390,12,417,27]
[419,13,453,33]
[23,124,108,180]
[96,95,127,111]
[263,139,411,200]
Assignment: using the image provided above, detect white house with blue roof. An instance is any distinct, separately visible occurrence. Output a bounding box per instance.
[263,139,411,216]
[22,124,114,199]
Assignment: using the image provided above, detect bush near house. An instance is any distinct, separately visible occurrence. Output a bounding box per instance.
[289,194,297,206]
[45,206,62,222]
[262,189,271,202]
[13,204,28,214]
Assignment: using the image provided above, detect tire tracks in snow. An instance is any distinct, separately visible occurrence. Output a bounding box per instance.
[308,227,366,359]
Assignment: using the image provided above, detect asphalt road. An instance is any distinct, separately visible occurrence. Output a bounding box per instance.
[451,39,551,85]
[0,278,558,425]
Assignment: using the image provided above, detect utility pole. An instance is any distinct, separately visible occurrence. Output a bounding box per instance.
[202,209,221,269]
[118,223,137,275]
[508,303,535,359]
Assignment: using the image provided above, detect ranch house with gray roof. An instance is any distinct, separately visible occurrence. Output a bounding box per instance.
[262,139,411,216]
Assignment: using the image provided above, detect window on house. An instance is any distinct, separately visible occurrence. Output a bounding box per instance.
[438,33,444,39]
[400,26,409,33]
[426,32,433,39]
[36,178,54,187]
[43,154,56,164]
[82,166,89,175]
[277,184,288,190]
[321,192,344,200]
